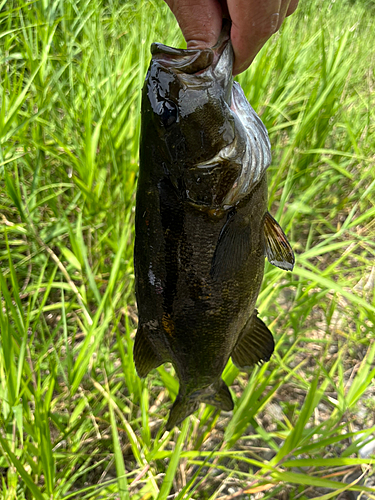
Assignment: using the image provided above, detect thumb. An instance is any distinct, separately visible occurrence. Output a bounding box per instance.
[164,0,223,49]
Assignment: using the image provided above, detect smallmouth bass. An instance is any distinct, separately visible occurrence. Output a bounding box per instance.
[134,23,294,430]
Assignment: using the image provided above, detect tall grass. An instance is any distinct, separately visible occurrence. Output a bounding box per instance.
[0,0,374,498]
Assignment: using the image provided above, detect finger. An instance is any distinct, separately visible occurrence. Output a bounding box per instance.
[276,0,299,29]
[276,0,291,30]
[286,0,299,16]
[228,0,283,75]
[164,0,223,49]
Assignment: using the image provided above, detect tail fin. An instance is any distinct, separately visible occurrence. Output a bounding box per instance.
[166,396,200,431]
[166,379,234,431]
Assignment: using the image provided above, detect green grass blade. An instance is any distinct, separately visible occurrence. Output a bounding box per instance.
[108,388,130,500]
[0,435,46,500]
[157,419,190,500]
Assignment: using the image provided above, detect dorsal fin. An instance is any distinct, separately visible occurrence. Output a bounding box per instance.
[133,325,163,378]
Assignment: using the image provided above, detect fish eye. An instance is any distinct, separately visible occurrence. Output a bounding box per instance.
[159,100,178,127]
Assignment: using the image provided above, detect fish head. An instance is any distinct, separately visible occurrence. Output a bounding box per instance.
[141,23,271,209]
[143,26,234,162]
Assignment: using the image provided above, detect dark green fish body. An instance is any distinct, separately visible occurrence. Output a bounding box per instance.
[134,25,294,429]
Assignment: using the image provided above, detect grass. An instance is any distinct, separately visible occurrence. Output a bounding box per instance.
[0,0,375,498]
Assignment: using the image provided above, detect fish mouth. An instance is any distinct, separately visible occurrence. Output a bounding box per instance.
[151,44,214,74]
[151,19,232,75]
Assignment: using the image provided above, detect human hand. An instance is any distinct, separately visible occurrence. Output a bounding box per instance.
[164,0,299,75]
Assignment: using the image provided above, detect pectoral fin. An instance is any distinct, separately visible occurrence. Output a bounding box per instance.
[210,209,252,280]
[264,211,295,271]
[134,325,163,378]
[232,312,274,370]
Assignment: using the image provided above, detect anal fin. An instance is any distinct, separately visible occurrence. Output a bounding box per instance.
[232,312,274,370]
[264,211,295,271]
[133,325,163,378]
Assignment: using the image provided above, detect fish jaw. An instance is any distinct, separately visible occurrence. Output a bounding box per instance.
[150,20,231,79]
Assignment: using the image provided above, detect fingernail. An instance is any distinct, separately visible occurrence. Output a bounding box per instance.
[270,13,280,32]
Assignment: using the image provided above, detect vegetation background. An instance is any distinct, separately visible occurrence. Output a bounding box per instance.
[1,0,375,498]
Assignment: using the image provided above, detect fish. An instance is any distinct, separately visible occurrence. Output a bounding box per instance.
[133,21,294,431]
